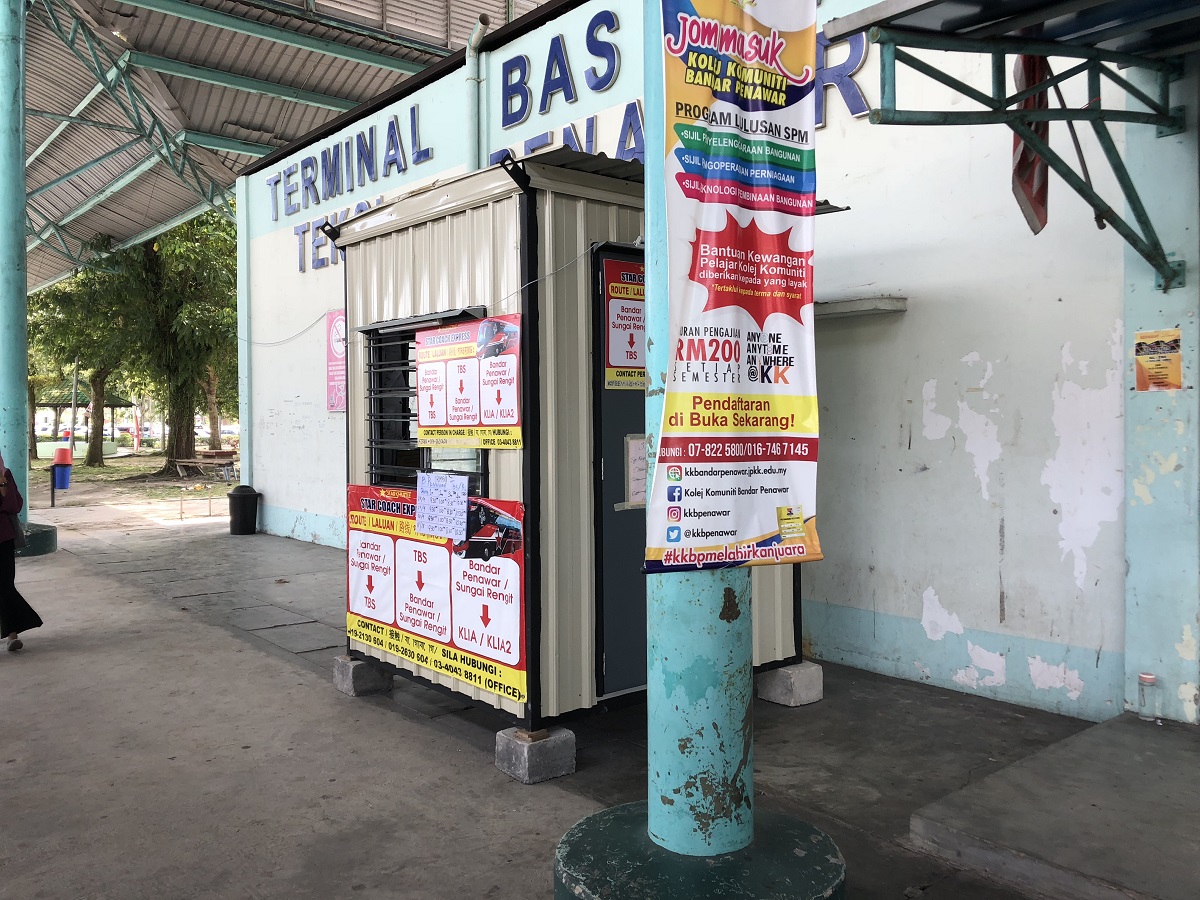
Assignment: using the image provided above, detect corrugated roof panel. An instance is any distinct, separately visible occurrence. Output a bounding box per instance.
[385,0,451,47]
[25,0,576,289]
[110,0,433,68]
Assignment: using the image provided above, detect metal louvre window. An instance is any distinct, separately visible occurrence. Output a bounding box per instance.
[363,326,486,493]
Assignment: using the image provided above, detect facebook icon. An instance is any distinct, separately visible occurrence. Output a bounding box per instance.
[667,486,682,502]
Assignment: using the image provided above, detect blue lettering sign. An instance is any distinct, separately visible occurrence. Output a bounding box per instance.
[383,114,407,176]
[584,10,620,92]
[300,156,319,209]
[410,106,432,165]
[282,164,300,216]
[539,35,577,114]
[320,145,342,200]
[615,100,643,163]
[502,55,532,129]
[816,31,870,128]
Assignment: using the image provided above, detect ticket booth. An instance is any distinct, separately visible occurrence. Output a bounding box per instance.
[338,151,800,726]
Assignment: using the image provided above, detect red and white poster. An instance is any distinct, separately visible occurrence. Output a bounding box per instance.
[416,315,522,449]
[603,258,646,389]
[326,309,347,412]
[346,485,527,702]
[647,0,823,571]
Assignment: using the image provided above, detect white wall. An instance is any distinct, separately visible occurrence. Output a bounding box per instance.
[805,38,1127,719]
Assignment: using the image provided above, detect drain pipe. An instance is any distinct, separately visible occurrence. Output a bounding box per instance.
[465,14,491,172]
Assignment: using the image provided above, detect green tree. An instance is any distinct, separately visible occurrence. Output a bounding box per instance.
[29,256,131,467]
[116,212,236,467]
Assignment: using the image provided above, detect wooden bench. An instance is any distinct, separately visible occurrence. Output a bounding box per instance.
[174,457,239,481]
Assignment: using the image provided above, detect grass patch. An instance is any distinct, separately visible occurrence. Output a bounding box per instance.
[30,452,237,504]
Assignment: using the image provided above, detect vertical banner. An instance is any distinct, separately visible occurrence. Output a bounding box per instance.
[647,0,823,572]
[347,485,527,703]
[326,310,347,412]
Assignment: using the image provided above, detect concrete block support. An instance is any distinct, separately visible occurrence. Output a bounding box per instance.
[757,661,823,707]
[495,727,575,784]
[333,655,393,696]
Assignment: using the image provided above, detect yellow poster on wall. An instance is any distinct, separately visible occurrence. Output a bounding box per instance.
[1135,328,1182,391]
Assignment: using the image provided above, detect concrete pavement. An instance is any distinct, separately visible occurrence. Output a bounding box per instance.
[5,497,1194,899]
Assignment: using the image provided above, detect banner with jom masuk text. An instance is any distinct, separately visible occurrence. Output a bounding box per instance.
[647,0,822,572]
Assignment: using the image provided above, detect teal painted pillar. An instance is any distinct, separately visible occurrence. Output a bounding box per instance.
[235,176,253,485]
[1123,63,1200,725]
[0,0,28,515]
[642,0,755,856]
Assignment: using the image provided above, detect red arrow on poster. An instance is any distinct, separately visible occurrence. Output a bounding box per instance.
[415,571,424,591]
[628,332,636,348]
[480,605,491,627]
[366,574,375,593]
[495,389,502,405]
[428,393,434,408]
[458,379,464,393]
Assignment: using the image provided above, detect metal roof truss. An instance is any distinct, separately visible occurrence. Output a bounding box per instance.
[26,0,236,273]
[865,25,1185,290]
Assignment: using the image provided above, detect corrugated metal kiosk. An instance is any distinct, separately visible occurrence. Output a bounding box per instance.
[338,152,799,728]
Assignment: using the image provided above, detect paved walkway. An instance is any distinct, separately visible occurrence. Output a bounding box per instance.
[4,501,1195,899]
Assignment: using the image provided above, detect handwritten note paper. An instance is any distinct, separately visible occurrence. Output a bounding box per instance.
[626,434,647,506]
[416,472,469,542]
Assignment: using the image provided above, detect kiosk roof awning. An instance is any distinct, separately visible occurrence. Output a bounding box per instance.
[823,0,1200,57]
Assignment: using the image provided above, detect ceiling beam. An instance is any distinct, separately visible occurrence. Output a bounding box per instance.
[127,51,356,111]
[26,149,166,253]
[27,135,145,199]
[26,58,127,169]
[112,0,425,74]
[179,130,275,157]
[25,108,141,134]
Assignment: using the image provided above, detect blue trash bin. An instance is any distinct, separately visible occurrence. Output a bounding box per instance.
[53,464,71,490]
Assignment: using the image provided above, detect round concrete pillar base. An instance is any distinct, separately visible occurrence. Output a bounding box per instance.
[15,522,57,557]
[554,801,845,900]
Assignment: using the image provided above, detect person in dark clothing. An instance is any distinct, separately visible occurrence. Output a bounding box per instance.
[0,450,42,651]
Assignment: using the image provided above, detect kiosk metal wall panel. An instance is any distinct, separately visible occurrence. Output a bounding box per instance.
[346,190,526,714]
[534,183,644,715]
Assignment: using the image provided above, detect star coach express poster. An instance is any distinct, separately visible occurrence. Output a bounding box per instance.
[647,0,823,572]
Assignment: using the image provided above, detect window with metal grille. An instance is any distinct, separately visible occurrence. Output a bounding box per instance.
[363,319,486,494]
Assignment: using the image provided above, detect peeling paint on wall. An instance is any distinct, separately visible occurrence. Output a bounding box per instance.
[956,401,1002,500]
[953,641,1007,689]
[1177,683,1199,723]
[1028,655,1084,700]
[921,587,963,641]
[921,379,951,440]
[1177,625,1198,662]
[1039,321,1123,589]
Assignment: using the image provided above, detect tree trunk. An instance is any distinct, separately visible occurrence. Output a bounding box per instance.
[85,371,111,467]
[201,365,222,451]
[163,380,197,467]
[52,407,61,441]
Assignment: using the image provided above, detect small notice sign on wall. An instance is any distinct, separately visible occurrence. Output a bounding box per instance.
[1135,328,1182,391]
[416,315,523,448]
